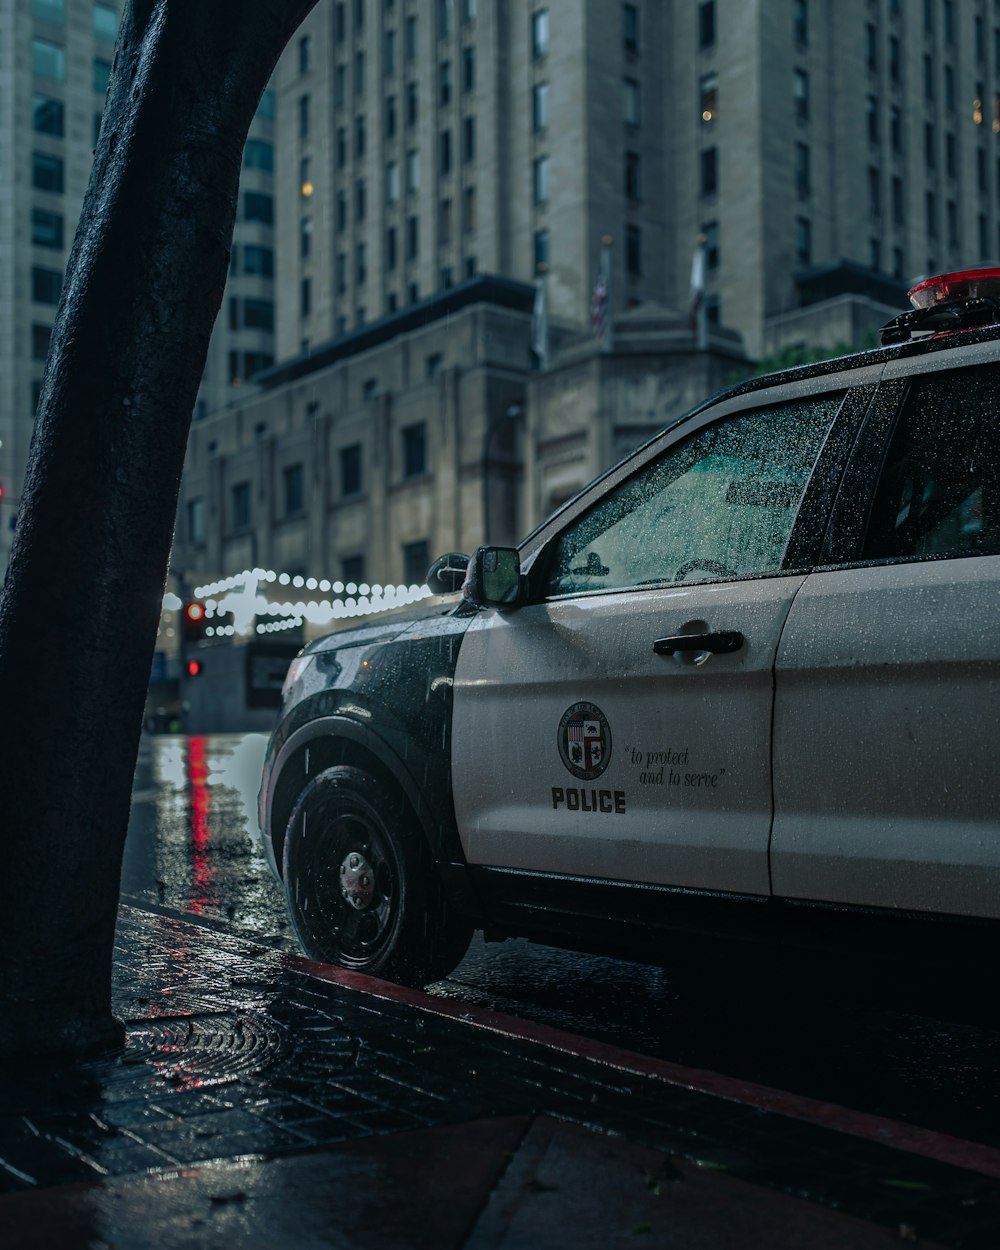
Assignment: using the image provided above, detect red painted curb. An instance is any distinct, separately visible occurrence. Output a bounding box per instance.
[280,948,1000,1183]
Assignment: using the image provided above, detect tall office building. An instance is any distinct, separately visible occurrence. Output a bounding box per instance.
[0,0,276,572]
[274,0,999,364]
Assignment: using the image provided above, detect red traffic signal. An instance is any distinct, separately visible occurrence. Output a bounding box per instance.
[181,601,207,643]
[186,658,204,678]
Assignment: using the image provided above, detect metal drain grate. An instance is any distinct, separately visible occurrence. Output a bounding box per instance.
[126,1012,291,1084]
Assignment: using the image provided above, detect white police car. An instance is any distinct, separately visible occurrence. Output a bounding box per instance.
[258,269,1000,985]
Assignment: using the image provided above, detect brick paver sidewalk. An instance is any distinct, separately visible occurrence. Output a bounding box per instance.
[0,905,997,1247]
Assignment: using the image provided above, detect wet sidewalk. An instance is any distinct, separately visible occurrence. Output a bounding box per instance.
[0,905,997,1248]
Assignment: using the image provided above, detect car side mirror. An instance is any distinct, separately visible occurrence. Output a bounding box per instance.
[426,551,470,595]
[463,546,524,609]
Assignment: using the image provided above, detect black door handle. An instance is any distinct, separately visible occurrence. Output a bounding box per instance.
[653,631,744,656]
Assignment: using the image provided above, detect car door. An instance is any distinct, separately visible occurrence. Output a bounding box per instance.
[452,379,860,903]
[772,351,1000,920]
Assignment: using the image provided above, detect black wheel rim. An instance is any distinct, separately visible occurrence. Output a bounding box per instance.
[288,791,403,970]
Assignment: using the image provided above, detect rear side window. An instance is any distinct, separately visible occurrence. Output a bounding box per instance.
[863,365,1000,562]
[545,393,842,596]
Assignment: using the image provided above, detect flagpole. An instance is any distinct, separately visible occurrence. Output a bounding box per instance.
[531,262,550,371]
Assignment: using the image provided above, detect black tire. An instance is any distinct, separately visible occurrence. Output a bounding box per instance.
[282,765,473,986]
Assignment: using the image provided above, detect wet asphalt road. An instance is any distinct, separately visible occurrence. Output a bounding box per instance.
[124,732,1000,1152]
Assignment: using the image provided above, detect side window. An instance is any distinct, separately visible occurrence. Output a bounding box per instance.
[863,366,1000,563]
[545,395,842,596]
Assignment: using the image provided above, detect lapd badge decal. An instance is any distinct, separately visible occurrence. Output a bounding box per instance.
[558,702,612,780]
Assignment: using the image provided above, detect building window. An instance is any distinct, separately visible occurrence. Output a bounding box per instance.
[439,197,453,243]
[890,105,902,153]
[700,72,718,122]
[439,0,453,36]
[625,223,641,276]
[699,0,715,49]
[31,38,65,81]
[926,190,938,238]
[893,246,904,280]
[533,82,549,131]
[355,114,366,157]
[534,227,550,272]
[793,0,807,47]
[31,324,51,361]
[300,277,311,317]
[623,4,639,54]
[623,77,640,126]
[33,0,64,21]
[93,2,117,40]
[892,175,904,226]
[402,423,427,478]
[943,0,954,44]
[334,64,346,108]
[867,95,879,146]
[407,215,419,259]
[702,220,719,269]
[335,252,347,293]
[356,241,367,285]
[440,60,452,105]
[463,0,476,22]
[532,9,549,58]
[335,2,345,41]
[533,155,550,204]
[407,148,420,191]
[795,142,810,198]
[340,444,362,496]
[283,464,304,515]
[384,28,396,74]
[231,482,251,530]
[298,94,310,139]
[242,242,273,275]
[795,217,811,265]
[336,127,347,168]
[947,199,959,248]
[463,185,477,232]
[341,555,366,585]
[406,80,418,125]
[405,14,417,59]
[794,68,809,121]
[32,95,64,135]
[945,131,957,179]
[336,190,347,232]
[923,54,934,100]
[440,128,453,173]
[299,33,311,74]
[93,57,111,93]
[354,49,365,95]
[403,540,431,586]
[243,192,273,224]
[889,35,900,84]
[386,93,397,137]
[463,45,475,92]
[869,237,880,271]
[256,89,275,120]
[624,150,641,201]
[462,116,475,161]
[356,178,367,220]
[865,23,877,74]
[944,64,955,111]
[187,498,205,546]
[32,151,63,193]
[299,218,312,259]
[242,298,274,330]
[244,138,273,171]
[700,146,718,196]
[386,160,400,203]
[387,224,398,269]
[924,121,936,168]
[868,166,881,220]
[978,147,987,193]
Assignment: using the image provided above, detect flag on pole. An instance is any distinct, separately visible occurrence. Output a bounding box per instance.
[689,235,707,349]
[531,265,549,370]
[591,236,614,350]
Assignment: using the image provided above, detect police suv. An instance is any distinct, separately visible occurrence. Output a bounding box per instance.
[258,269,1000,986]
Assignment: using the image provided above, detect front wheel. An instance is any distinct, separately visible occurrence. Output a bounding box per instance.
[282,765,473,986]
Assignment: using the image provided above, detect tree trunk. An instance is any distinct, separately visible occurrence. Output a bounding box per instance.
[0,0,317,1057]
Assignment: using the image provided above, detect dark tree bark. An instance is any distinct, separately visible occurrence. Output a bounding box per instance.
[0,0,317,1057]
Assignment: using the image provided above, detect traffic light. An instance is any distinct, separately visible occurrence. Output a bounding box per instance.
[181,601,207,643]
[186,658,204,678]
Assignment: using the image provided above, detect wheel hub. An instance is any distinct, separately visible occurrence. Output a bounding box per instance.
[339,850,376,910]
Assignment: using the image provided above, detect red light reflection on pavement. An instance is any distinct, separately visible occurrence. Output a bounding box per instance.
[186,736,216,916]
